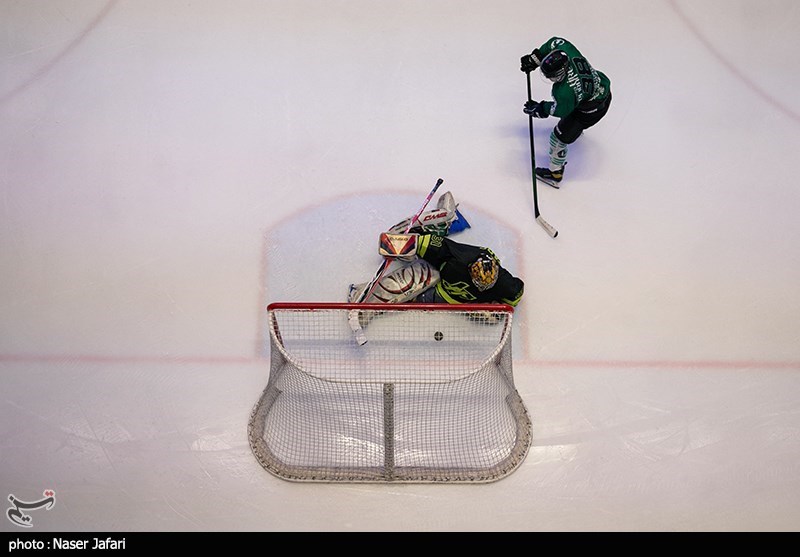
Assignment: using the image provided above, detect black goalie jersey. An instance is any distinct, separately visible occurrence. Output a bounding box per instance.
[416,234,524,307]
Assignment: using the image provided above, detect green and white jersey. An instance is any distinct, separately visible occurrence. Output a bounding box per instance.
[535,37,611,118]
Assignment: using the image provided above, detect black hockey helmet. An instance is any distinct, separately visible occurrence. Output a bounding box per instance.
[541,50,568,82]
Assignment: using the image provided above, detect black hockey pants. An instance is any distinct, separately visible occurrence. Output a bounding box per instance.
[554,93,612,144]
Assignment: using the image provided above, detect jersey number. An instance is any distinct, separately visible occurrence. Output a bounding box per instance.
[573,57,595,98]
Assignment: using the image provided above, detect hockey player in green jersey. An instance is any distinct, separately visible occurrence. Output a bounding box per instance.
[520,37,612,188]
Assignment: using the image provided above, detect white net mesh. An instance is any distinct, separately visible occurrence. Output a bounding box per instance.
[248,303,531,483]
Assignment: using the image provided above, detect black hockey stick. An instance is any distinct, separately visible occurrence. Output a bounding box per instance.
[526,71,558,238]
[348,178,444,345]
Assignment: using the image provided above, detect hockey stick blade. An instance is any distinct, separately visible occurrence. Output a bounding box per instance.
[536,215,558,238]
[348,309,368,346]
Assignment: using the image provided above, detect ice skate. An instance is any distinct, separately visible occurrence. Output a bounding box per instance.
[535,166,563,189]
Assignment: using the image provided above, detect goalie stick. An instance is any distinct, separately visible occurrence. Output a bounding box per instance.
[349,178,444,345]
[526,71,559,239]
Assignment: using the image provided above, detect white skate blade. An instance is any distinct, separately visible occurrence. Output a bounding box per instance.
[536,176,560,189]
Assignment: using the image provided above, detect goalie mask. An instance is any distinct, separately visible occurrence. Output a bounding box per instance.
[469,255,499,291]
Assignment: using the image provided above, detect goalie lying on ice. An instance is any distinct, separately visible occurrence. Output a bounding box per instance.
[348,232,524,307]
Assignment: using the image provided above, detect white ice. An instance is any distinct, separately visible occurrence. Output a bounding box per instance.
[1,0,799,532]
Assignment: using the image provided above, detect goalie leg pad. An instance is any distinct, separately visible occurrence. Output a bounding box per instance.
[436,190,456,213]
[387,191,457,236]
[352,260,440,304]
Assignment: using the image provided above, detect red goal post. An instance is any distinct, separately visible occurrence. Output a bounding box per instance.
[248,302,531,483]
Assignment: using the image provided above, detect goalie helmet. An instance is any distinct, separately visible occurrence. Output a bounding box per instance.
[541,50,568,82]
[469,255,499,291]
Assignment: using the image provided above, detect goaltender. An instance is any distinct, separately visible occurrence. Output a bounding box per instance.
[349,232,523,307]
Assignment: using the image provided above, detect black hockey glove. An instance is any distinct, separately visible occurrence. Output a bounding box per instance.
[520,49,543,73]
[523,100,550,118]
[520,54,538,73]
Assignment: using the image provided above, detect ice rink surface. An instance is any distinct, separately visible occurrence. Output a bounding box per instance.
[2,0,799,532]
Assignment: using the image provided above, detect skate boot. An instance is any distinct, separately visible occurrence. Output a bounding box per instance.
[535,166,564,189]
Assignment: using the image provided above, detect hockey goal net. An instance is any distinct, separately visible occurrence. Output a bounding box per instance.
[248,302,531,483]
